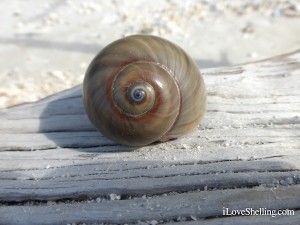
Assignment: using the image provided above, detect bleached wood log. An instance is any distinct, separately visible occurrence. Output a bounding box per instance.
[0,50,299,225]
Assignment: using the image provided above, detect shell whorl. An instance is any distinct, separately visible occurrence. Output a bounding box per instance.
[83,35,206,146]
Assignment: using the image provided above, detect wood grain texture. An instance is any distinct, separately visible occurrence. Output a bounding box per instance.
[0,185,299,225]
[0,50,299,224]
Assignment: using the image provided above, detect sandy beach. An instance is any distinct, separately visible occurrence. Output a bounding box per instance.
[0,0,299,108]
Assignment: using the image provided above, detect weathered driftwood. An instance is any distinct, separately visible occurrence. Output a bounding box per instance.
[0,50,299,225]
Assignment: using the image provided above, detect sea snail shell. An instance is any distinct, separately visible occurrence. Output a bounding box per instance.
[83,35,206,146]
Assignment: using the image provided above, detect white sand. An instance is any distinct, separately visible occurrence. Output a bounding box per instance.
[0,0,299,108]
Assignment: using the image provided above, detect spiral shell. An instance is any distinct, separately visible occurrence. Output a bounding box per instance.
[83,35,206,146]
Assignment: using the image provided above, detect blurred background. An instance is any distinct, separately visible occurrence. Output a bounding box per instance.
[0,0,299,108]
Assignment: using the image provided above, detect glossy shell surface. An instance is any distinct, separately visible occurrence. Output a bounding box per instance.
[83,35,206,146]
